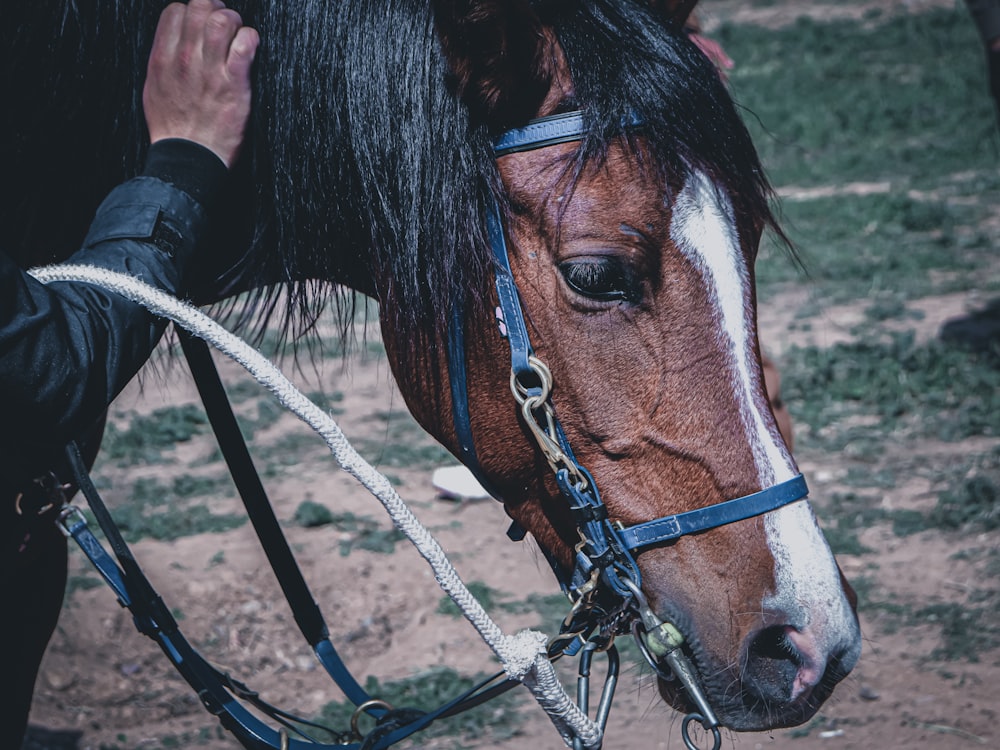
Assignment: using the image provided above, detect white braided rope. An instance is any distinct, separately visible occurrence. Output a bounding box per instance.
[30,264,604,750]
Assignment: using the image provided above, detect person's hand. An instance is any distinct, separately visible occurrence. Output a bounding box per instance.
[143,0,259,168]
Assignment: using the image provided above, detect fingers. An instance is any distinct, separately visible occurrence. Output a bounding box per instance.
[148,3,186,72]
[143,0,258,168]
[201,7,244,71]
[178,0,225,56]
[149,1,237,80]
[227,26,260,82]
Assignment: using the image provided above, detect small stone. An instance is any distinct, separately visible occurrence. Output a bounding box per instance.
[44,671,76,691]
[120,662,142,676]
[859,684,880,701]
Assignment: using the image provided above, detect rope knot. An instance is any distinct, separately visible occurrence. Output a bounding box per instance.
[502,629,548,681]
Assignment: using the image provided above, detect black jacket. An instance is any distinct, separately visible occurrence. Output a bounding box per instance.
[0,139,226,488]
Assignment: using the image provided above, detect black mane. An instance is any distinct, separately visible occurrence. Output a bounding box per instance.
[549,2,776,244]
[0,0,777,350]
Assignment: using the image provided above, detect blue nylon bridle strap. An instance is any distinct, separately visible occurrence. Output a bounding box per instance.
[448,110,810,601]
[485,200,534,379]
[617,474,809,552]
[494,111,590,156]
[494,110,643,157]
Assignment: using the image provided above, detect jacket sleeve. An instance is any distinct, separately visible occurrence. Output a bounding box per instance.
[0,142,224,469]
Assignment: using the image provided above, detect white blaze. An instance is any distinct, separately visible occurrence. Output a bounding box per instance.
[668,172,858,640]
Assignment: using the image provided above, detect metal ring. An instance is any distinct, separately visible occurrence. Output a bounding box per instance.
[681,713,722,750]
[509,356,553,404]
[349,699,394,740]
[54,505,88,538]
[630,620,676,683]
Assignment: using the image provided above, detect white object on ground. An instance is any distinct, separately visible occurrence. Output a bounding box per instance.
[432,465,492,501]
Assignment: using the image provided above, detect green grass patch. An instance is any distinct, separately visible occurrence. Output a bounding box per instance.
[733,7,1000,311]
[106,474,245,542]
[931,472,1000,532]
[782,333,1000,449]
[223,379,263,404]
[238,397,286,439]
[916,598,1000,662]
[305,389,345,414]
[718,9,997,188]
[260,432,325,477]
[813,452,1000,549]
[294,499,336,528]
[757,190,995,305]
[100,405,207,466]
[818,523,872,556]
[292,508,404,555]
[354,410,453,470]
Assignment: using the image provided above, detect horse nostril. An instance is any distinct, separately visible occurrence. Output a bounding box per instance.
[743,625,803,704]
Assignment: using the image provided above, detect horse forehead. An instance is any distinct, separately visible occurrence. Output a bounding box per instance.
[500,143,671,223]
[669,171,754,267]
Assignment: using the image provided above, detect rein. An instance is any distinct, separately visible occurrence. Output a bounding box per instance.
[448,110,810,750]
[29,265,603,750]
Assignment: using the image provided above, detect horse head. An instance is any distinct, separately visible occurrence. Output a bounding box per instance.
[383,0,862,732]
[0,0,861,737]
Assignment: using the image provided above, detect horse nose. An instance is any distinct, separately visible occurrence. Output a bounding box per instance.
[742,624,854,705]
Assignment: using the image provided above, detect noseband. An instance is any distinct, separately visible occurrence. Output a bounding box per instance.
[447,110,809,746]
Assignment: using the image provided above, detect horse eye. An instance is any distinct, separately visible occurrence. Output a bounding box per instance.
[559,258,642,303]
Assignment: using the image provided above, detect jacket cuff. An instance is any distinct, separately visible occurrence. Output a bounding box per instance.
[79,175,209,281]
[142,138,228,209]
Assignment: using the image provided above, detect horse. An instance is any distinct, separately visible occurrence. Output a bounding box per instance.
[1,0,862,745]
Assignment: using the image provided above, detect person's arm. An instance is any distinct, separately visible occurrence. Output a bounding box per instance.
[0,144,220,438]
[0,0,257,469]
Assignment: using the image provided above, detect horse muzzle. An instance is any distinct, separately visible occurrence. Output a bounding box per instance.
[735,619,861,728]
[650,608,862,732]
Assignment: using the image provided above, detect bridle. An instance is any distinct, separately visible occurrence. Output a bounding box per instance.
[448,110,810,749]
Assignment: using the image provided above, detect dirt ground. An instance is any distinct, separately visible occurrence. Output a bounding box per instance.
[25,1,999,749]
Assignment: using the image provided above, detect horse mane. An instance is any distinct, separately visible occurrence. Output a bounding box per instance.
[0,0,779,357]
[0,1,151,265]
[230,0,498,347]
[544,1,779,249]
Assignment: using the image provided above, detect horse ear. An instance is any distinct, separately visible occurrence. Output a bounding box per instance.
[648,0,699,29]
[433,0,553,129]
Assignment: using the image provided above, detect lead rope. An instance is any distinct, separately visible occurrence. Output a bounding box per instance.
[30,263,603,750]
